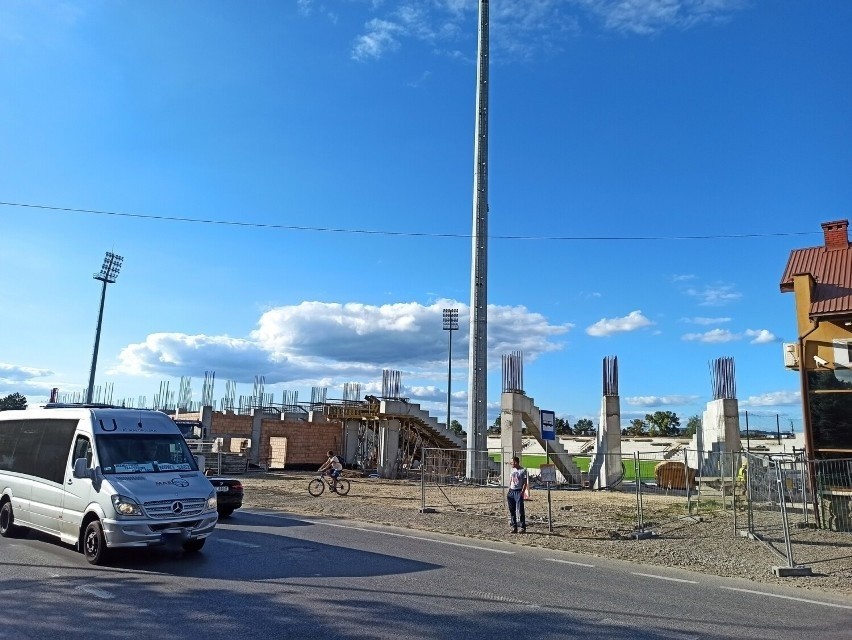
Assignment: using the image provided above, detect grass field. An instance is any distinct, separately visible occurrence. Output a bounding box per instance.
[489,453,659,481]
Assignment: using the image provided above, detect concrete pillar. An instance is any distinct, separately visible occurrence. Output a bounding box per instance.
[199,405,213,441]
[342,419,360,466]
[500,392,523,487]
[378,418,400,479]
[688,398,741,473]
[590,395,622,489]
[250,409,266,466]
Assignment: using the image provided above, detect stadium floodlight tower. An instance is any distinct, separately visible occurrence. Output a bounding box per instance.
[85,251,124,404]
[442,308,459,429]
[467,0,490,481]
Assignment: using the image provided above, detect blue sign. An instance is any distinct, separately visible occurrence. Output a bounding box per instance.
[540,410,556,441]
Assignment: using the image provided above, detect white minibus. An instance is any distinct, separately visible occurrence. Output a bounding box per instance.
[0,405,218,564]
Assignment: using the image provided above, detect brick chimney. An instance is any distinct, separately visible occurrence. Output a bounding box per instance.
[821,219,849,251]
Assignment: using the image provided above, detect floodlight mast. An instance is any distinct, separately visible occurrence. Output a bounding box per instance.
[443,308,459,430]
[467,0,489,481]
[85,252,123,404]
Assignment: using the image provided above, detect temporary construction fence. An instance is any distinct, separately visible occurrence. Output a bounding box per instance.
[419,447,747,538]
[185,439,250,475]
[418,446,852,576]
[631,449,744,536]
[742,451,816,573]
[813,457,852,533]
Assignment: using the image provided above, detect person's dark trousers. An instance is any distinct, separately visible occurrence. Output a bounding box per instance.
[507,489,526,531]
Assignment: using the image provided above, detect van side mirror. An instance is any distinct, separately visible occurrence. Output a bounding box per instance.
[73,458,91,479]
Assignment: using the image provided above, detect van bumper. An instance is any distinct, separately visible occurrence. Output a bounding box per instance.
[102,514,218,548]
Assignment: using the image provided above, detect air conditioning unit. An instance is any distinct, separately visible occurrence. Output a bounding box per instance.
[783,343,799,369]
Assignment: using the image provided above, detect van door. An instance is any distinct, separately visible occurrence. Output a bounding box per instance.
[60,434,94,541]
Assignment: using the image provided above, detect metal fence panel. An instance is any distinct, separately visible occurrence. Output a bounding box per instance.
[814,458,852,532]
[744,451,814,568]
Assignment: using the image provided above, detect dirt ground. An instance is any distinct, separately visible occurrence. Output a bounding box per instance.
[237,471,852,598]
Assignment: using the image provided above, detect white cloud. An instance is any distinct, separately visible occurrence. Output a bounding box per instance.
[574,0,743,35]
[0,362,53,380]
[744,329,778,344]
[114,300,571,385]
[586,310,653,337]
[684,284,742,306]
[682,316,731,325]
[741,391,800,407]
[0,362,69,399]
[625,395,700,407]
[316,0,748,62]
[347,0,581,62]
[681,328,778,344]
[407,70,432,87]
[681,328,738,343]
[352,18,404,61]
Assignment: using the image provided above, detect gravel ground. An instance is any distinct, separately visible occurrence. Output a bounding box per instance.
[238,471,852,598]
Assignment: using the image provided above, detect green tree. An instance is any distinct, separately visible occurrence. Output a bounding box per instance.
[0,393,27,411]
[450,419,465,436]
[574,418,595,435]
[682,414,701,437]
[626,418,648,436]
[488,414,501,434]
[554,417,573,435]
[645,411,681,437]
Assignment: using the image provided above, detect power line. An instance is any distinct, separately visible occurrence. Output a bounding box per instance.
[0,200,821,242]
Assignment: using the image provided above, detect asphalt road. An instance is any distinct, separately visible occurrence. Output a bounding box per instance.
[1,509,850,639]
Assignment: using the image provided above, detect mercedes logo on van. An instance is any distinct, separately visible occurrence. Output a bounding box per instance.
[172,501,184,514]
[172,478,190,487]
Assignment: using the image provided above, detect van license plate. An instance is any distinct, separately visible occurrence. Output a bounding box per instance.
[216,486,229,493]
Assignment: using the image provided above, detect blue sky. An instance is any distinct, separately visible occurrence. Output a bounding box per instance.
[1,1,850,432]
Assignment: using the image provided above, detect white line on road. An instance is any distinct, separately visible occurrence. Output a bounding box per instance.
[545,558,595,568]
[216,538,261,548]
[631,572,698,584]
[74,585,114,599]
[314,520,515,554]
[719,586,852,610]
[248,511,514,555]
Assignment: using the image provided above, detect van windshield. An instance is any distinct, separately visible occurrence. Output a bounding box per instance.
[96,434,198,474]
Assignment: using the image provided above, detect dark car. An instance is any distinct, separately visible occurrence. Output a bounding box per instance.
[207,476,244,517]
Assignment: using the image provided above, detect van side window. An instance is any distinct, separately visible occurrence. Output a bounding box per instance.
[72,436,93,469]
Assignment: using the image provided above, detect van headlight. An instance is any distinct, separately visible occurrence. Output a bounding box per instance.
[112,494,143,517]
[206,490,217,512]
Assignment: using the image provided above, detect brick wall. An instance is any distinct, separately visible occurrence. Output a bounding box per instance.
[208,411,342,468]
[260,419,342,467]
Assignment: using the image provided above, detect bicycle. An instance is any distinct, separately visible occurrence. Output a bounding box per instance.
[308,471,350,497]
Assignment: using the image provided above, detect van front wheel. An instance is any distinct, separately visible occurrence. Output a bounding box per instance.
[83,520,109,565]
[0,501,19,538]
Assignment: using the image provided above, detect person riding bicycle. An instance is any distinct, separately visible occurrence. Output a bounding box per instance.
[318,450,343,492]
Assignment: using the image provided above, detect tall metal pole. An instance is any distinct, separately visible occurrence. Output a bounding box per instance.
[86,278,109,403]
[86,252,123,404]
[447,329,453,427]
[467,0,489,480]
[443,308,459,429]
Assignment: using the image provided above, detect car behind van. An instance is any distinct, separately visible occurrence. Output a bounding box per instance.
[0,405,218,564]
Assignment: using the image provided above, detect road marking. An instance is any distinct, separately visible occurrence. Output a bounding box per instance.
[719,586,852,610]
[74,585,114,599]
[546,558,595,568]
[315,520,515,554]
[248,512,515,555]
[631,572,698,584]
[216,538,260,548]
